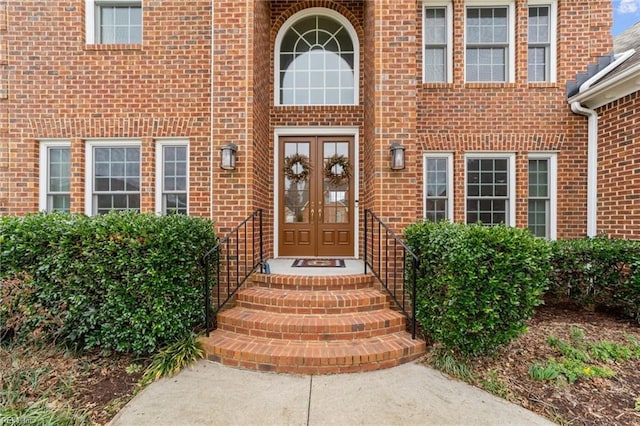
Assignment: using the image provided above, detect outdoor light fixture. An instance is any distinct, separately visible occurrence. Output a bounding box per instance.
[390,142,405,170]
[220,143,237,170]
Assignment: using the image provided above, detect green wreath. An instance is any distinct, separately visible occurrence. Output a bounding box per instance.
[324,154,352,186]
[283,153,311,184]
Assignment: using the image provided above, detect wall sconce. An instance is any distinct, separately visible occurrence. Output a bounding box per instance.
[390,142,405,170]
[220,143,237,170]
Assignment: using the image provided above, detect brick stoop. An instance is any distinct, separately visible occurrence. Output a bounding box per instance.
[199,273,426,374]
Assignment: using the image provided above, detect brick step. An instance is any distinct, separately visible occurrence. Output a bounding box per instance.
[200,329,426,375]
[217,307,406,341]
[252,273,374,290]
[235,287,389,314]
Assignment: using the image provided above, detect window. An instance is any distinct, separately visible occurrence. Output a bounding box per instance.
[528,1,556,82]
[85,0,142,45]
[466,155,515,226]
[156,141,188,215]
[86,142,141,215]
[39,141,71,213]
[528,154,557,238]
[465,2,515,82]
[275,8,359,105]
[423,2,452,83]
[423,153,453,221]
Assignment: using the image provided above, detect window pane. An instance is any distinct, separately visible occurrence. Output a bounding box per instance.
[466,157,510,226]
[92,146,141,214]
[99,4,142,44]
[425,157,449,221]
[47,147,71,212]
[425,47,446,82]
[50,195,70,213]
[279,15,356,105]
[425,8,446,44]
[162,145,188,215]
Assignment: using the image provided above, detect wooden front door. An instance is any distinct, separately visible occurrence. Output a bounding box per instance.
[279,136,354,257]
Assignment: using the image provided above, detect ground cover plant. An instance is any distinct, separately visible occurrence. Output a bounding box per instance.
[436,305,640,425]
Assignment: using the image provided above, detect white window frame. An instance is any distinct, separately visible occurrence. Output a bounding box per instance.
[39,140,72,212]
[464,0,516,83]
[155,139,189,215]
[85,0,142,45]
[85,139,142,216]
[423,152,454,221]
[273,7,360,106]
[422,1,453,83]
[527,0,557,83]
[528,152,557,239]
[464,152,516,227]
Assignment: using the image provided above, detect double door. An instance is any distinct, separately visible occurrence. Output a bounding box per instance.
[279,136,354,257]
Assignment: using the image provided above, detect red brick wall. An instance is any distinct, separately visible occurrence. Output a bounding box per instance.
[1,0,616,243]
[416,0,612,238]
[596,92,640,239]
[3,1,212,217]
[254,1,273,255]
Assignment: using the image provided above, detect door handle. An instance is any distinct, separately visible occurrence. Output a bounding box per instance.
[310,209,314,221]
[318,208,322,219]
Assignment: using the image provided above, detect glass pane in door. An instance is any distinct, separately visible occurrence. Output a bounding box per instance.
[323,141,349,224]
[283,142,311,223]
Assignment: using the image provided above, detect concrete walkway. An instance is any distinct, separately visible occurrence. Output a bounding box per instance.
[110,360,554,426]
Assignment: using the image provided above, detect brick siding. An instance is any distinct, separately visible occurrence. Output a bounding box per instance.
[0,0,618,249]
[596,92,640,239]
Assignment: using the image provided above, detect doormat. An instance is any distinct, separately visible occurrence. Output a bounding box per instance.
[292,259,346,268]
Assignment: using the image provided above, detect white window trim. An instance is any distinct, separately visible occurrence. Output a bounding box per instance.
[273,7,360,106]
[464,152,516,227]
[422,1,453,84]
[528,152,557,239]
[85,139,142,216]
[527,0,557,83]
[423,152,454,221]
[39,140,71,212]
[464,0,516,83]
[85,0,142,45]
[155,139,189,215]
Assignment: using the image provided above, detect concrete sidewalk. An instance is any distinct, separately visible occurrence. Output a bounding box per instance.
[110,360,554,426]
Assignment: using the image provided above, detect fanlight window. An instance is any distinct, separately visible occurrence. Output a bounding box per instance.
[279,15,356,105]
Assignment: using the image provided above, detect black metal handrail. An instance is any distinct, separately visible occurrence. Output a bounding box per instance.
[201,209,263,335]
[363,209,419,339]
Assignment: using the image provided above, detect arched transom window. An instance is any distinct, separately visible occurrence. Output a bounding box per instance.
[276,9,359,105]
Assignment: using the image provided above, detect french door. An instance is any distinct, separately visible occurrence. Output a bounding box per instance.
[279,136,354,257]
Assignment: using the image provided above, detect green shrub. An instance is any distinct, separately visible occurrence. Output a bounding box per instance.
[1,212,217,354]
[548,237,640,321]
[405,221,550,356]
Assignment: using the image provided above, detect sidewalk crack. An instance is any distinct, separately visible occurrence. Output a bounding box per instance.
[306,375,313,426]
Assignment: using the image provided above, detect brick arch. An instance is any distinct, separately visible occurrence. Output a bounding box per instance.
[271,1,364,45]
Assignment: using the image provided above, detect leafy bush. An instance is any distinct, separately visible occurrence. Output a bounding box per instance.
[1,212,217,354]
[405,221,550,356]
[548,237,640,321]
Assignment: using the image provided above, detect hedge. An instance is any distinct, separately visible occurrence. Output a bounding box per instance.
[1,212,217,355]
[405,221,551,356]
[548,237,640,322]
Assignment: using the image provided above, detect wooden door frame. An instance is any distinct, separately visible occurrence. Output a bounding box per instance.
[274,127,360,258]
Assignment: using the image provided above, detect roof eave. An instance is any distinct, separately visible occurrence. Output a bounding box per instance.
[568,62,640,110]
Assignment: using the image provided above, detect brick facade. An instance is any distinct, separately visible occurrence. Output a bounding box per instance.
[596,92,640,238]
[1,0,623,255]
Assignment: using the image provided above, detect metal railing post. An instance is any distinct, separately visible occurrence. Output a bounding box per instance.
[412,254,418,340]
[364,209,368,274]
